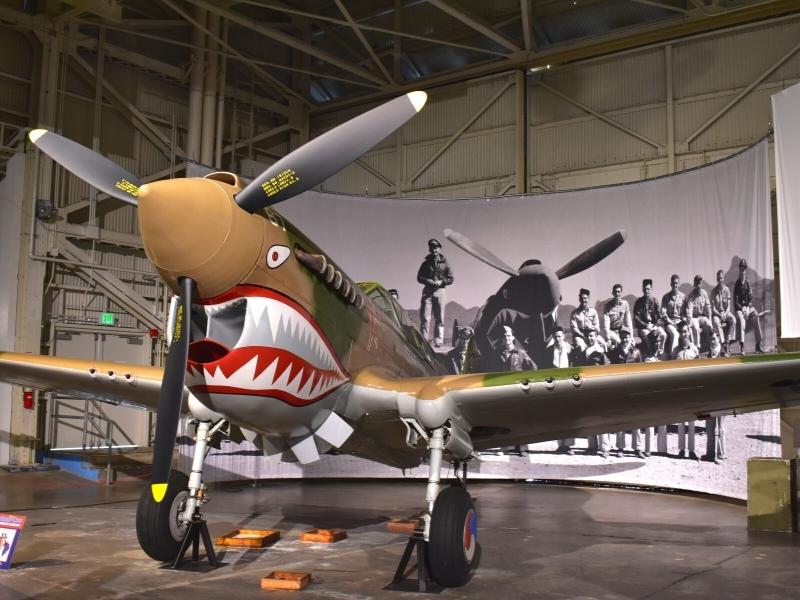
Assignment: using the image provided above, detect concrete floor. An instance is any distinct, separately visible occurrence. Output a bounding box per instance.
[1,470,800,599]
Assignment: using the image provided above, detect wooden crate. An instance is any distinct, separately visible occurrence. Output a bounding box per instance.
[215,528,281,548]
[386,519,418,535]
[261,571,311,590]
[300,528,347,543]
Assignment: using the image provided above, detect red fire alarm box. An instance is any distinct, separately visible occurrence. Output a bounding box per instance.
[22,388,35,410]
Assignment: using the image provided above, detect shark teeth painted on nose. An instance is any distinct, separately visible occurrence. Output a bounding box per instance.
[186,291,348,407]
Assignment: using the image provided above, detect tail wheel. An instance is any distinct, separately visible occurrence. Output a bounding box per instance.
[427,485,477,587]
[135,470,189,561]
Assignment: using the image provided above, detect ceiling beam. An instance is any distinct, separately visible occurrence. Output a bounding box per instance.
[631,0,690,15]
[159,0,303,107]
[520,0,533,52]
[60,0,122,22]
[426,0,520,53]
[333,0,394,84]
[312,0,800,114]
[236,0,507,57]
[186,0,387,86]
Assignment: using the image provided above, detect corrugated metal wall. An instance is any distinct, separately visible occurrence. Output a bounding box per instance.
[317,17,800,197]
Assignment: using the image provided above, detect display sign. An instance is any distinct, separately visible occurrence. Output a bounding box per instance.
[99,312,115,325]
[0,513,27,570]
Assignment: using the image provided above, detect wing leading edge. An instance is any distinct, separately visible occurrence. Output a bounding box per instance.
[349,353,800,451]
[0,351,164,411]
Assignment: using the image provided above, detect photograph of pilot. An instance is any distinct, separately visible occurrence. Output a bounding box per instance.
[710,269,736,356]
[417,238,454,347]
[570,288,601,352]
[661,274,686,356]
[547,326,575,455]
[734,258,765,354]
[686,275,713,349]
[603,283,633,347]
[633,278,665,359]
[498,325,536,372]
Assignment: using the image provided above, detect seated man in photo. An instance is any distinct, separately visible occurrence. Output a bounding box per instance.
[734,258,765,354]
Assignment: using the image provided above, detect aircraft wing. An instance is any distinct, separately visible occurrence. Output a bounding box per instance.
[0,351,164,411]
[349,353,800,451]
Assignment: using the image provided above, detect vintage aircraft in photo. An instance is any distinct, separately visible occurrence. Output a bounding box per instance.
[2,90,800,588]
[444,227,626,371]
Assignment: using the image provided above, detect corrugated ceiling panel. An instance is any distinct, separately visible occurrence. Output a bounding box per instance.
[674,20,800,99]
[530,106,663,174]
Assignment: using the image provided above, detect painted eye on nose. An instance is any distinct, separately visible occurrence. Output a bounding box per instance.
[267,245,291,268]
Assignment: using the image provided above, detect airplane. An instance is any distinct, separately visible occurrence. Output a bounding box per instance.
[2,90,800,589]
[443,227,626,371]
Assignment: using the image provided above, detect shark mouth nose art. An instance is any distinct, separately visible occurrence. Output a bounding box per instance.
[185,286,349,407]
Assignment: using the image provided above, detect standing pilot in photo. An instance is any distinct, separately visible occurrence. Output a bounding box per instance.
[417,238,454,347]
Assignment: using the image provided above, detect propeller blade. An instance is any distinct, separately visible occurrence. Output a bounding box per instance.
[28,129,141,206]
[444,228,518,277]
[555,230,627,280]
[150,276,194,502]
[235,91,427,213]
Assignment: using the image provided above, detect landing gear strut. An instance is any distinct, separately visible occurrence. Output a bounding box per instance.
[392,426,477,590]
[136,419,219,568]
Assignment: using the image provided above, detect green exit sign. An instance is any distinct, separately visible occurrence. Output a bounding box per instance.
[100,312,115,325]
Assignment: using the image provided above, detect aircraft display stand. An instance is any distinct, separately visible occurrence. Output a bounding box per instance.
[387,527,442,594]
[168,514,219,571]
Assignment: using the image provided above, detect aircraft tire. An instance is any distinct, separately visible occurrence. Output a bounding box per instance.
[427,485,477,587]
[135,470,189,562]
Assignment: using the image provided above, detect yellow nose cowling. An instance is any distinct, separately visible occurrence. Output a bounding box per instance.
[137,178,265,299]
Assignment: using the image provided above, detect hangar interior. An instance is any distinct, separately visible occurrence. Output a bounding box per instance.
[1,1,800,598]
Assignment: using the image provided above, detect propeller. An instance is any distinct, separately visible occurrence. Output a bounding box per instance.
[28,129,141,206]
[150,276,195,502]
[444,228,517,276]
[235,91,427,213]
[555,230,627,280]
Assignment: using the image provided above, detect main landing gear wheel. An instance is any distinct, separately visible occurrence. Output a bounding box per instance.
[136,470,189,561]
[427,485,477,587]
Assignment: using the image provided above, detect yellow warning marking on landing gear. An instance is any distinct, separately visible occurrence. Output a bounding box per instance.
[151,483,167,502]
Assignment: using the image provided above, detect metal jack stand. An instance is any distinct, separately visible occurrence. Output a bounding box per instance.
[390,527,440,593]
[170,509,218,570]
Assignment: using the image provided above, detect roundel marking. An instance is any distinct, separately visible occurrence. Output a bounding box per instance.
[267,245,291,268]
[463,508,477,562]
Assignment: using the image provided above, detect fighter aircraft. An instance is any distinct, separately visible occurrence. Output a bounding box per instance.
[444,228,627,371]
[2,90,800,589]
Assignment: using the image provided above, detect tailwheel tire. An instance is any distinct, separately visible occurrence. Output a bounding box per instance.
[427,485,477,587]
[136,470,189,561]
